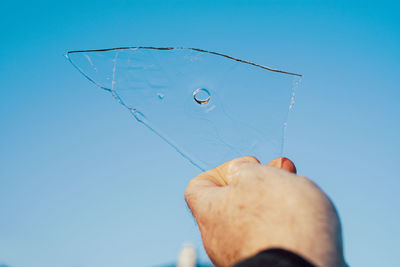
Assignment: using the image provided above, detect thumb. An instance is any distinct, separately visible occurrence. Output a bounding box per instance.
[184,156,260,213]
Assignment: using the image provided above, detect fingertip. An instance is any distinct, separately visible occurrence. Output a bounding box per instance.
[223,156,260,174]
[232,155,261,165]
[268,157,297,174]
[197,156,260,187]
[187,156,261,192]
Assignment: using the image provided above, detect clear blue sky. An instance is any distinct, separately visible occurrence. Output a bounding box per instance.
[0,1,399,266]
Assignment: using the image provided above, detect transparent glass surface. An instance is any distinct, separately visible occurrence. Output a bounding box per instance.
[66,47,301,171]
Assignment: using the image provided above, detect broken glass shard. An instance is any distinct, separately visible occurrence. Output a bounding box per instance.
[66,47,302,171]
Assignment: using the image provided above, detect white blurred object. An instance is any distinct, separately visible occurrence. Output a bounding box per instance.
[177,244,196,267]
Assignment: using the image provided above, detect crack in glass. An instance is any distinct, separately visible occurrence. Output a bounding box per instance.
[66,47,302,171]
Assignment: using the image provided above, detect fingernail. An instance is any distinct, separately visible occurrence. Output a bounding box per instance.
[268,157,297,174]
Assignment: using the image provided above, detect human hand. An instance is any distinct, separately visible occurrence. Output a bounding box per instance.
[184,156,346,267]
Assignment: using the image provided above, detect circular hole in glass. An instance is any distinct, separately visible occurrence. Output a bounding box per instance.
[193,88,211,105]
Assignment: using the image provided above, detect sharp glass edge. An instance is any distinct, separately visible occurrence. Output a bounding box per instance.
[66,46,303,77]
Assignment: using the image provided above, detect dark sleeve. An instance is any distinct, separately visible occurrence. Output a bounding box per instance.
[233,248,315,267]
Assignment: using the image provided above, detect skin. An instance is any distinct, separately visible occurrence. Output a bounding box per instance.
[184,156,346,267]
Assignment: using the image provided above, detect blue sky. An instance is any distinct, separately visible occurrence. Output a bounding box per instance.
[0,1,399,266]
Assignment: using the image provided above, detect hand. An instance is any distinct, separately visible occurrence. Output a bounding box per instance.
[184,156,346,267]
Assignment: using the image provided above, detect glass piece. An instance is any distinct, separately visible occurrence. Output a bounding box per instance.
[66,47,302,171]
